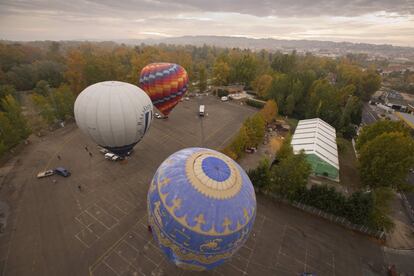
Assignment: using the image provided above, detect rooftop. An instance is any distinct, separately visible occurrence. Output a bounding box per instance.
[291,118,339,169]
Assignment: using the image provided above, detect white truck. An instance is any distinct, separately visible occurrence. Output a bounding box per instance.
[199,105,205,116]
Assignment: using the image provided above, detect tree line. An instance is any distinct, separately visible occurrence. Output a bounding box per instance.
[0,41,381,157]
[222,100,277,160]
[248,132,398,231]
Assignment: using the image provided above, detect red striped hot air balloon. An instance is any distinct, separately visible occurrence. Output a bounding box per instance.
[139,63,189,117]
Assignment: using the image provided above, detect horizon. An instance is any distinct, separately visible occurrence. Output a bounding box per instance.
[0,0,413,47]
[2,35,413,50]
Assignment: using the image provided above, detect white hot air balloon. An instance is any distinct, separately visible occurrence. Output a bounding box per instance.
[74,81,153,156]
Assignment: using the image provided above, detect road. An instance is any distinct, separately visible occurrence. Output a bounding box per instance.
[361,103,379,125]
[0,95,411,275]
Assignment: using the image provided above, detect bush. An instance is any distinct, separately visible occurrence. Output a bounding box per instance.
[246,98,265,108]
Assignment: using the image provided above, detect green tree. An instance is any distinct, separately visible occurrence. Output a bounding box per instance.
[34,80,51,96]
[268,73,289,110]
[270,151,311,199]
[361,69,381,101]
[1,95,30,140]
[32,84,75,124]
[228,125,249,159]
[271,51,297,74]
[0,85,16,100]
[0,112,20,149]
[198,65,207,92]
[229,54,258,86]
[248,158,271,190]
[344,191,374,226]
[34,60,65,87]
[32,93,55,124]
[356,120,410,151]
[359,132,414,189]
[213,61,230,86]
[307,79,341,128]
[277,135,293,160]
[369,188,394,231]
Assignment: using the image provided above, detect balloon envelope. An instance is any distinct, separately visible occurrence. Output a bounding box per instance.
[147,147,256,271]
[139,63,188,116]
[74,81,153,156]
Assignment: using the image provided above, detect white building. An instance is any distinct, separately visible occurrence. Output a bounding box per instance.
[291,118,339,181]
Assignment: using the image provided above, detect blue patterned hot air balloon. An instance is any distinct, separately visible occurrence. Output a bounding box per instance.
[147,147,256,271]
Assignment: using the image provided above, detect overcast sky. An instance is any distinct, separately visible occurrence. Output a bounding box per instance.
[0,0,413,46]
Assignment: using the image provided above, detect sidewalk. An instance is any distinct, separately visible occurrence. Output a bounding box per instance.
[386,194,414,249]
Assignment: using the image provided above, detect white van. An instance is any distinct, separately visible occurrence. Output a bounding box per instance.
[199,105,205,116]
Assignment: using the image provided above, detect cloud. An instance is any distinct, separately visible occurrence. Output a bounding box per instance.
[0,0,412,18]
[0,0,413,46]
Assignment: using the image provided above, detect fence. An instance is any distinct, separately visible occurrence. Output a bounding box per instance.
[263,191,387,240]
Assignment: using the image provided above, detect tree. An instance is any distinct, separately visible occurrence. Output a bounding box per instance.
[0,85,16,101]
[33,60,65,87]
[229,54,258,86]
[356,120,410,151]
[268,73,289,110]
[361,69,381,101]
[1,95,30,140]
[228,125,249,159]
[32,93,55,124]
[65,49,86,94]
[0,112,19,149]
[276,135,293,160]
[252,74,273,99]
[307,79,341,128]
[32,84,75,124]
[369,188,394,231]
[260,100,278,123]
[271,51,297,74]
[244,114,265,148]
[344,191,374,226]
[198,65,207,92]
[270,151,311,199]
[213,61,230,86]
[359,132,414,189]
[34,80,51,96]
[248,158,271,191]
[6,64,37,90]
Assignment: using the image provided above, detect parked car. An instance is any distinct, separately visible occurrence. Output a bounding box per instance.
[54,167,71,177]
[37,169,54,179]
[245,147,257,154]
[221,96,229,102]
[154,112,163,119]
[104,152,123,161]
[184,97,190,101]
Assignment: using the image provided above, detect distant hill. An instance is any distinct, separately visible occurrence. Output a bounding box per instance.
[118,35,414,60]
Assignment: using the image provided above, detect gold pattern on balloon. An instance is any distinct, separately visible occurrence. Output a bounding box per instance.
[200,239,222,251]
[185,151,242,200]
[149,213,236,265]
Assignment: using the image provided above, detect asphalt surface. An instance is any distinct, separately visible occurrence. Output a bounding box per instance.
[361,103,380,125]
[0,95,410,276]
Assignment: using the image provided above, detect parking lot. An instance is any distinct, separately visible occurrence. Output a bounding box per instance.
[0,95,398,275]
